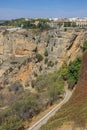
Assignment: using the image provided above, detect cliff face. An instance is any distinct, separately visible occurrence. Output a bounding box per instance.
[0,27,86,108]
[0,28,86,63]
[0,28,86,65]
[0,27,87,94]
[0,28,86,84]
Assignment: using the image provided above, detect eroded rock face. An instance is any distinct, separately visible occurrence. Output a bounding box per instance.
[0,28,86,62]
[0,27,86,91]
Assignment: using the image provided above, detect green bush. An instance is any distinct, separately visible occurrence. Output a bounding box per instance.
[44,50,48,57]
[58,58,81,89]
[44,58,48,64]
[47,80,64,105]
[36,53,43,62]
[47,61,54,67]
[59,62,68,80]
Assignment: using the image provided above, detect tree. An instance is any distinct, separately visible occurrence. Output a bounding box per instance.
[67,57,82,88]
[60,62,68,80]
[47,81,64,105]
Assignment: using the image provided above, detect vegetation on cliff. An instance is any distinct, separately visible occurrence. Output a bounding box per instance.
[0,54,82,130]
[0,64,66,130]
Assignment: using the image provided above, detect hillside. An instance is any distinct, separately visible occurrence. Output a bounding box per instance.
[0,23,87,130]
[40,51,87,130]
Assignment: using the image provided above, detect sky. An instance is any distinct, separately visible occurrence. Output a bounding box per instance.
[0,0,87,20]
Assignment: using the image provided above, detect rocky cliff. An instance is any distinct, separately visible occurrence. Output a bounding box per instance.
[0,26,86,106]
[0,27,86,91]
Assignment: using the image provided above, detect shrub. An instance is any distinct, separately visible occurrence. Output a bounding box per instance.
[35,72,64,93]
[44,58,48,64]
[47,81,64,105]
[36,53,43,62]
[44,50,48,57]
[35,71,64,105]
[47,61,54,67]
[59,62,68,80]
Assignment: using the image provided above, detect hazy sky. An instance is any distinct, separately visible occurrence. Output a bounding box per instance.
[0,0,87,19]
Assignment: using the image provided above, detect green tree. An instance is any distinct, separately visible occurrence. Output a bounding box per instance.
[59,62,68,80]
[67,57,82,87]
[47,81,64,105]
